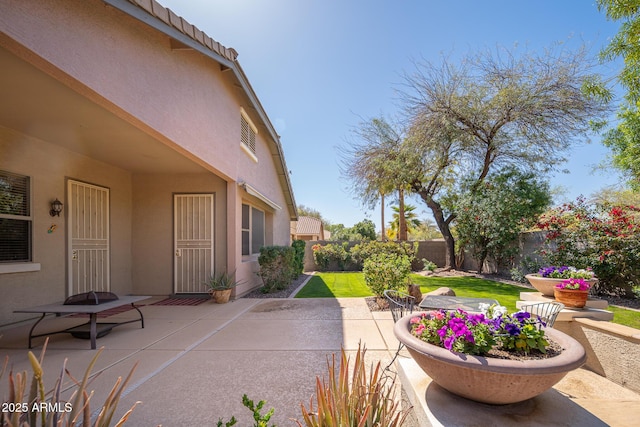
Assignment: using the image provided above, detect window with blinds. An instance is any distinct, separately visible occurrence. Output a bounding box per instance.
[241,203,265,256]
[240,108,257,154]
[0,170,32,262]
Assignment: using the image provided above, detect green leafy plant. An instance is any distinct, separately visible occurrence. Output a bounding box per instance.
[362,252,412,297]
[291,240,306,277]
[421,259,437,272]
[350,241,417,269]
[510,255,543,283]
[454,169,551,272]
[258,246,296,293]
[216,394,274,427]
[310,243,350,271]
[296,345,409,427]
[1,340,138,427]
[242,395,275,427]
[311,244,330,270]
[205,270,244,291]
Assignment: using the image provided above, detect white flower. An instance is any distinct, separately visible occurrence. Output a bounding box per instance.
[478,303,490,314]
[492,305,508,319]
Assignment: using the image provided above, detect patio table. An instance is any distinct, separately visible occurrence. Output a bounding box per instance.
[418,295,499,312]
[15,295,149,349]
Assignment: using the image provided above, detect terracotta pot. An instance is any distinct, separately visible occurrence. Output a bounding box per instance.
[525,274,597,297]
[210,288,232,304]
[394,313,586,405]
[553,288,589,308]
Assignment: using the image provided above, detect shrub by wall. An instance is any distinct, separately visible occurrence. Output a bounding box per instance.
[258,246,296,293]
[292,239,306,276]
[363,252,412,297]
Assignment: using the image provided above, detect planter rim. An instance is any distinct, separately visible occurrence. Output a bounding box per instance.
[525,273,597,281]
[394,312,586,375]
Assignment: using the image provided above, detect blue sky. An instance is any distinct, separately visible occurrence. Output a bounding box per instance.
[159,0,624,229]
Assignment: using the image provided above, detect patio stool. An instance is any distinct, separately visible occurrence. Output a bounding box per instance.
[383,289,415,371]
[521,301,564,328]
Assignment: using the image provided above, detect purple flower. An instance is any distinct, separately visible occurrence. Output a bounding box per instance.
[443,335,456,350]
[505,323,521,336]
[513,311,531,322]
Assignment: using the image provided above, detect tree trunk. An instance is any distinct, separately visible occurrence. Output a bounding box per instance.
[380,193,386,241]
[398,188,408,241]
[416,191,455,269]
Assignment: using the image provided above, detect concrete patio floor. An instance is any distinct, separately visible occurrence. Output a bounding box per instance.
[1,296,639,426]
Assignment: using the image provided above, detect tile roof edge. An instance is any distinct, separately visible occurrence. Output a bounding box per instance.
[127,0,238,62]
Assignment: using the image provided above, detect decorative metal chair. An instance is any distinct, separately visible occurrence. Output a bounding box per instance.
[383,289,416,370]
[520,301,565,328]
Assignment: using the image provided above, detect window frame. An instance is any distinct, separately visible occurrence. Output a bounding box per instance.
[0,170,33,264]
[241,202,265,257]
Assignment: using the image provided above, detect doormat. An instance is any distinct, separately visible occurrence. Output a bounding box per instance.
[67,304,143,318]
[151,297,208,306]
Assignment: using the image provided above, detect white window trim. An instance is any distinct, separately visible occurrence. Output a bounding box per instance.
[0,170,33,265]
[242,202,265,258]
[0,263,41,274]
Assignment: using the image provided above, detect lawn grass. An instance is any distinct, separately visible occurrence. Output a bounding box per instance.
[409,275,536,312]
[609,306,640,329]
[294,272,371,298]
[295,272,640,328]
[295,272,535,311]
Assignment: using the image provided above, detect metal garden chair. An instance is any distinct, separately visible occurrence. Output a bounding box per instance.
[383,289,416,370]
[520,301,565,328]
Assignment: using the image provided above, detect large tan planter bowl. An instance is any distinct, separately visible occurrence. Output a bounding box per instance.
[525,274,597,297]
[394,313,587,405]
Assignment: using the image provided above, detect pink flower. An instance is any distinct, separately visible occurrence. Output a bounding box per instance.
[432,310,446,320]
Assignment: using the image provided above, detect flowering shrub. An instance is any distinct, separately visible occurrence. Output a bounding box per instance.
[311,243,350,270]
[409,304,549,356]
[538,266,595,279]
[537,197,640,296]
[556,278,591,291]
[362,252,412,297]
[311,244,330,270]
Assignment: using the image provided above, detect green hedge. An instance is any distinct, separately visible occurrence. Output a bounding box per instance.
[258,245,297,293]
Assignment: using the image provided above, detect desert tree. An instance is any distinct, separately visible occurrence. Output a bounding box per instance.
[399,45,611,268]
[339,117,418,241]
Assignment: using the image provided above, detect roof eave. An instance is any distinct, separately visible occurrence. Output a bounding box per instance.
[103,0,298,220]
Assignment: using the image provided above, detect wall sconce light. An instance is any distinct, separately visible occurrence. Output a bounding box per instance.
[50,198,63,217]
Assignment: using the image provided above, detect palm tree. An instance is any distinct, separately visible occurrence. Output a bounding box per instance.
[387,204,421,241]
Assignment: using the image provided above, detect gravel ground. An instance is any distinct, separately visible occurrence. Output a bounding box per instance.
[241,273,312,299]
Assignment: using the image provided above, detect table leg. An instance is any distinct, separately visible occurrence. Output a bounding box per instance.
[89,313,97,350]
[132,303,144,328]
[27,313,47,349]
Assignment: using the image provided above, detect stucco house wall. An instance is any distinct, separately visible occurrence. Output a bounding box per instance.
[0,0,297,325]
[0,127,133,324]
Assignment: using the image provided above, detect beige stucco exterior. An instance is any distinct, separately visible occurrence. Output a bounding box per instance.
[0,0,297,325]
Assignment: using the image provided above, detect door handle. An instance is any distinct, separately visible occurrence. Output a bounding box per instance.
[72,250,78,261]
[175,249,181,257]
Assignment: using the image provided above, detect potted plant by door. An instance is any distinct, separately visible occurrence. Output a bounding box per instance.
[205,271,243,304]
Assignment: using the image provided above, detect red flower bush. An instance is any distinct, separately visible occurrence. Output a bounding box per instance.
[537,197,640,296]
